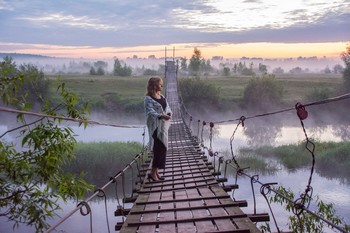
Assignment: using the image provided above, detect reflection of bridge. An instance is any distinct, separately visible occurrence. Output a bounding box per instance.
[117,59,269,232]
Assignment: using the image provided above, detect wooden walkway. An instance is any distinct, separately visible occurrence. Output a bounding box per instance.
[118,60,267,232]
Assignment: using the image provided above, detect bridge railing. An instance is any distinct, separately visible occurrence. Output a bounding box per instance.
[45,146,148,233]
[178,92,350,233]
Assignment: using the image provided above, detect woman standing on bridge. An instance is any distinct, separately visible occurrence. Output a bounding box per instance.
[144,77,172,181]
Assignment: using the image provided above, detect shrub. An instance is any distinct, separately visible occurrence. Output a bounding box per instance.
[304,87,332,102]
[179,77,220,108]
[242,74,283,111]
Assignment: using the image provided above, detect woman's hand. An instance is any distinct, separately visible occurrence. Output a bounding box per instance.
[160,114,171,120]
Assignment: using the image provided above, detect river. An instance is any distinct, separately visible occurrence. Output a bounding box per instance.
[0,115,349,232]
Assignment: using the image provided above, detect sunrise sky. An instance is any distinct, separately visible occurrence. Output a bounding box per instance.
[0,0,349,59]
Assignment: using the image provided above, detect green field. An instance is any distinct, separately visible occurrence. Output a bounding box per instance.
[47,73,344,117]
[200,73,343,103]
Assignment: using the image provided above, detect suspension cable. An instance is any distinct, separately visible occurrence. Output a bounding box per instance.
[179,93,350,233]
[45,149,145,233]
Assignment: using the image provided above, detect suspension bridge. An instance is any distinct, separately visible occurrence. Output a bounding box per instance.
[1,55,349,233]
[113,60,269,233]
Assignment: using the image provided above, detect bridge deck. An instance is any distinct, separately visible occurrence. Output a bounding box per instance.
[119,60,264,232]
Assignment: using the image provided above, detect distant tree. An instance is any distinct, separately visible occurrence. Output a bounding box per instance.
[242,74,283,110]
[96,66,105,75]
[223,66,230,76]
[180,57,187,71]
[201,59,213,74]
[272,67,284,74]
[89,67,96,75]
[233,63,238,73]
[94,61,108,69]
[241,66,255,76]
[258,63,268,74]
[113,58,132,77]
[305,87,332,102]
[333,64,343,74]
[188,48,202,76]
[179,77,220,107]
[289,67,303,74]
[158,64,165,75]
[93,61,107,75]
[143,68,158,76]
[323,66,332,74]
[341,44,350,90]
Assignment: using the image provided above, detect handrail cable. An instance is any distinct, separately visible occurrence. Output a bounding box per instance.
[45,149,146,233]
[0,106,145,129]
[179,93,350,233]
[184,92,350,125]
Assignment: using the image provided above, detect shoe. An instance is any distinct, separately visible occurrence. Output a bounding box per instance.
[148,174,158,182]
[158,176,165,180]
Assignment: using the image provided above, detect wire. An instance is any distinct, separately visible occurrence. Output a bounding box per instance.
[0,106,145,129]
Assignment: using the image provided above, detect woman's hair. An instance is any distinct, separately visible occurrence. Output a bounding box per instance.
[146,76,162,96]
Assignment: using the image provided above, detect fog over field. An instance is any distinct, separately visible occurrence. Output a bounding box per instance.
[0,53,344,75]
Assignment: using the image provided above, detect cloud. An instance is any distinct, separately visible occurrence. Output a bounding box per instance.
[0,0,13,10]
[19,13,119,31]
[0,0,349,50]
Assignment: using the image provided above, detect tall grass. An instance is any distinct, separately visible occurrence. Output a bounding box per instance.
[246,141,350,182]
[64,141,143,185]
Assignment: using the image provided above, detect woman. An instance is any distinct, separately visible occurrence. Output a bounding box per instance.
[144,77,172,181]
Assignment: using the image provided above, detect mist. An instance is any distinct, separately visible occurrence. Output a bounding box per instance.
[0,52,344,75]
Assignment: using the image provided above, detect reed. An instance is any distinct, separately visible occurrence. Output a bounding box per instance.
[247,141,350,181]
[64,141,143,185]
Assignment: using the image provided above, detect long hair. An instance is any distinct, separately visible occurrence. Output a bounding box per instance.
[146,76,162,96]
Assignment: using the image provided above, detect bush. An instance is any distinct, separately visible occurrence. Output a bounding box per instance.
[304,87,332,102]
[242,75,283,111]
[179,77,220,108]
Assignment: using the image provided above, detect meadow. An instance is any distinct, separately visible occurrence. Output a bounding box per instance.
[48,73,343,117]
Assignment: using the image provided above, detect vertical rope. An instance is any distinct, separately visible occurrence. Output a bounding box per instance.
[96,189,111,233]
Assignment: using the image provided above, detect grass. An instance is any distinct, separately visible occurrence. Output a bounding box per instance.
[47,75,148,100]
[64,141,144,186]
[200,73,343,105]
[48,73,343,107]
[240,140,350,182]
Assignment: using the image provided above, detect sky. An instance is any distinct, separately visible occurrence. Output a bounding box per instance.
[0,0,349,59]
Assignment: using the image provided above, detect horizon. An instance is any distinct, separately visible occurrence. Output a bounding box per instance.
[0,42,347,61]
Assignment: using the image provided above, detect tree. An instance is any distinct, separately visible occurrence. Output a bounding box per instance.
[262,186,348,233]
[0,57,92,231]
[259,63,267,74]
[333,64,343,74]
[89,67,96,75]
[96,66,105,75]
[323,66,332,74]
[188,48,202,76]
[290,66,303,74]
[242,74,283,111]
[201,59,213,74]
[341,44,350,91]
[223,66,230,76]
[272,67,284,74]
[0,57,48,107]
[113,58,132,77]
[180,57,187,71]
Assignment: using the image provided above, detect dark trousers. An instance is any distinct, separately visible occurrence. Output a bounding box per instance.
[152,129,166,169]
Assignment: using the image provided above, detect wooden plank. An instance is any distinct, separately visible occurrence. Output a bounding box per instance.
[158,201,176,233]
[175,194,195,233]
[191,199,216,232]
[205,198,238,231]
